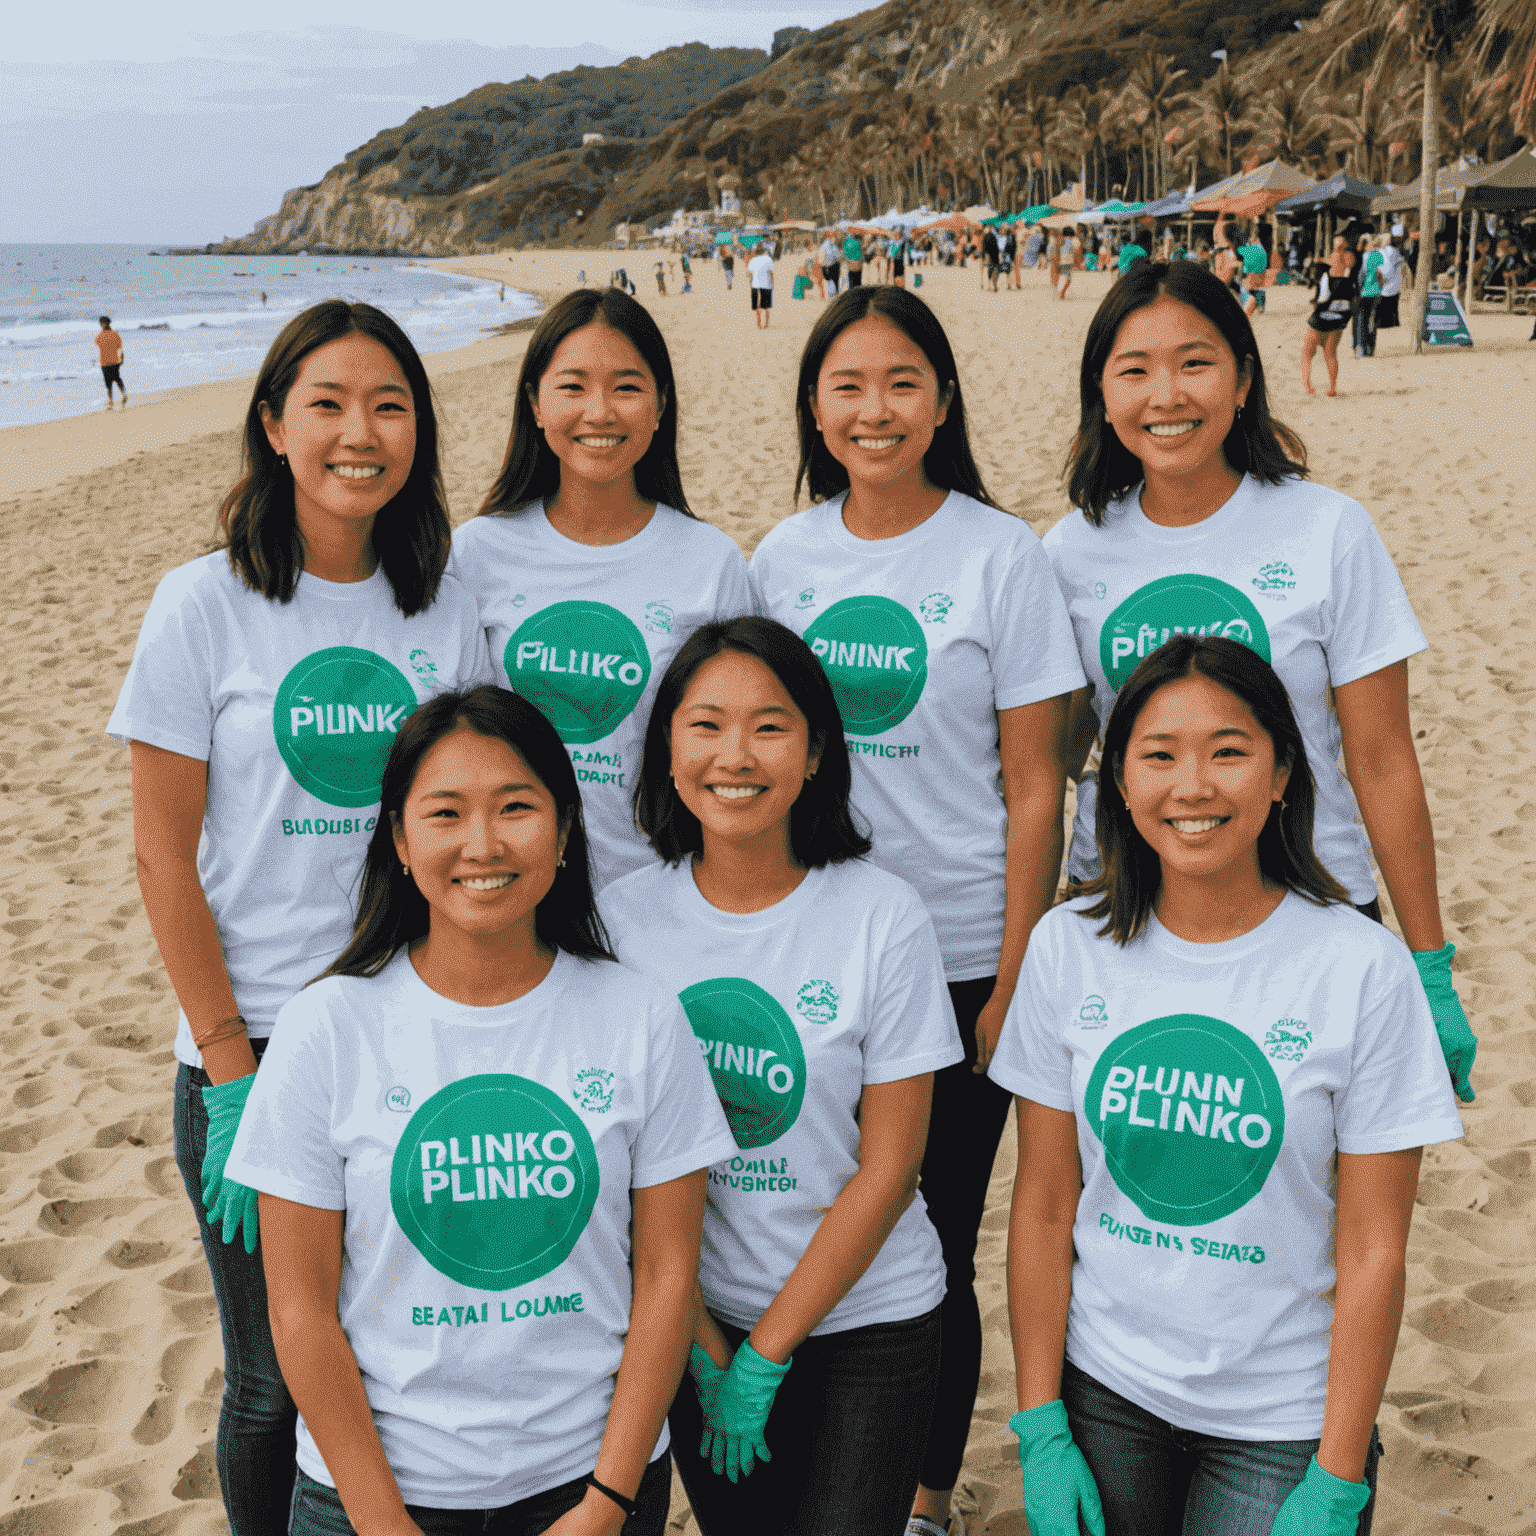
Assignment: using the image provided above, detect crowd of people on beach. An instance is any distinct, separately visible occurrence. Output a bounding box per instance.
[110,260,1478,1536]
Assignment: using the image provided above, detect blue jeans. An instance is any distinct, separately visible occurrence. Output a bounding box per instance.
[1062,1359,1381,1536]
[288,1457,671,1535]
[669,1305,942,1536]
[174,1044,298,1536]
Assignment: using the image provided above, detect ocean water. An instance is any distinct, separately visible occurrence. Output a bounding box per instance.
[0,245,538,429]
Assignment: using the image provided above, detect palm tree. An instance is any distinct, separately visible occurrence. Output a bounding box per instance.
[1124,51,1192,199]
[1192,62,1256,179]
[1252,76,1330,173]
[1361,0,1481,351]
[1473,0,1536,131]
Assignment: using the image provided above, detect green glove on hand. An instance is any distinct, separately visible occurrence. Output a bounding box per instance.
[1412,943,1477,1101]
[699,1340,790,1483]
[1270,1456,1371,1536]
[1009,1401,1105,1536]
[688,1343,730,1432]
[201,1074,260,1255]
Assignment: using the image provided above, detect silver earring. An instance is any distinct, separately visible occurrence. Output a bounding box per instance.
[556,855,566,868]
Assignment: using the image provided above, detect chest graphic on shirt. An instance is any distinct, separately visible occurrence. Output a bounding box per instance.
[1084,1014,1285,1226]
[803,595,927,735]
[389,1074,600,1290]
[679,978,806,1150]
[273,646,419,808]
[1099,576,1271,695]
[504,601,651,745]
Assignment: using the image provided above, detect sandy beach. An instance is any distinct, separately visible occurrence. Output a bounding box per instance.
[1,248,1531,1536]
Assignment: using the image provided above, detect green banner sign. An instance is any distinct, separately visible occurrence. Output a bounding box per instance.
[1422,288,1473,347]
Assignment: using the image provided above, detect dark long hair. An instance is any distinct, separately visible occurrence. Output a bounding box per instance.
[633,617,871,868]
[219,301,449,615]
[1065,262,1307,525]
[478,288,693,519]
[794,287,995,508]
[1081,636,1348,945]
[319,686,613,981]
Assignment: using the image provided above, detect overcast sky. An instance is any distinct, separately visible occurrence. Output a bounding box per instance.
[4,1,870,243]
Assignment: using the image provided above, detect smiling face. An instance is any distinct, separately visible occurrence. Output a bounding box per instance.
[1100,296,1251,487]
[669,650,819,862]
[392,727,569,948]
[810,315,953,499]
[1116,673,1290,889]
[529,320,664,493]
[260,333,416,549]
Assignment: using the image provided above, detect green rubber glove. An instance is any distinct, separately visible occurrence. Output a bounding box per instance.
[699,1340,790,1483]
[688,1343,730,1436]
[1412,943,1477,1101]
[1009,1401,1105,1536]
[201,1074,260,1255]
[1270,1456,1371,1535]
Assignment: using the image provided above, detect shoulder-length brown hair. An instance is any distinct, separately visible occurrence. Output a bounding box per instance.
[1064,262,1307,525]
[219,301,450,616]
[1081,635,1348,945]
[478,288,693,519]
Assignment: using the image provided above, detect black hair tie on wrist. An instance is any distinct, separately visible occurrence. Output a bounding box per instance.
[585,1473,636,1518]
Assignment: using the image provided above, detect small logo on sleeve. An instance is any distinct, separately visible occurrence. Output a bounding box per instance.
[795,588,816,610]
[386,1086,412,1112]
[918,592,952,624]
[1077,995,1110,1028]
[796,980,839,1025]
[1262,1019,1312,1062]
[1252,562,1297,598]
[572,1067,616,1113]
[643,602,674,636]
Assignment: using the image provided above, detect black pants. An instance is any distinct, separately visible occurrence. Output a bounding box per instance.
[846,268,863,287]
[102,363,124,395]
[916,976,1013,1490]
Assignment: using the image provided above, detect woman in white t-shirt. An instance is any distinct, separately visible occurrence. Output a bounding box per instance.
[227,685,735,1536]
[1047,258,1476,1105]
[748,288,1085,1536]
[108,301,494,1536]
[991,635,1463,1536]
[449,288,752,894]
[601,617,961,1535]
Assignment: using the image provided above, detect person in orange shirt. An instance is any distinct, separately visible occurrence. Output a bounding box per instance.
[95,317,127,409]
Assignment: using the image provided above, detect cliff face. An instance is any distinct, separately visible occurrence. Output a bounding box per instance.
[217,0,1336,256]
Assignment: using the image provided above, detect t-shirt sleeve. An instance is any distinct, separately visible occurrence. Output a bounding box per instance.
[991,535,1089,711]
[631,996,737,1188]
[1333,944,1463,1155]
[711,540,757,623]
[105,566,218,759]
[1321,504,1428,687]
[987,919,1075,1110]
[862,896,963,1085]
[224,993,347,1210]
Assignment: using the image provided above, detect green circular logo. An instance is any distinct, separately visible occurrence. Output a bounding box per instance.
[1084,1014,1284,1227]
[273,646,419,808]
[389,1074,600,1290]
[505,601,651,745]
[679,978,806,1150]
[803,596,927,736]
[1099,575,1271,694]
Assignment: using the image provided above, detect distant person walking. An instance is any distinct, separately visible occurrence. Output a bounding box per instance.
[1304,236,1356,396]
[721,244,736,292]
[820,234,842,297]
[1357,234,1386,358]
[95,317,127,409]
[843,232,865,288]
[748,244,775,328]
[1058,227,1079,300]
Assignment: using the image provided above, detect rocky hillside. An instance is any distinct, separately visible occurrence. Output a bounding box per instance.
[215,0,1525,255]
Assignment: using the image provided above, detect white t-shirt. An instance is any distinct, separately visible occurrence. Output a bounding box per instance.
[750,491,1086,979]
[1378,245,1404,297]
[226,948,735,1508]
[820,240,840,268]
[447,505,753,889]
[1042,475,1427,900]
[106,554,493,1064]
[748,253,775,289]
[989,894,1462,1439]
[600,858,961,1333]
